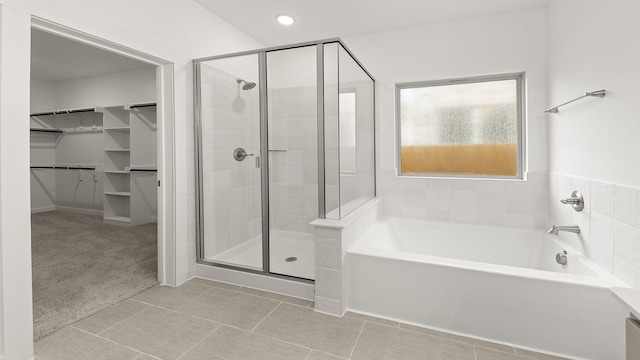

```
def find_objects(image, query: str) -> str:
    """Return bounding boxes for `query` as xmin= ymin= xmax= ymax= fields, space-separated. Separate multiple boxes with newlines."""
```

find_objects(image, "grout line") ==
xmin=128 ymin=298 xmax=153 ymax=306
xmin=347 ymin=320 xmax=366 ymax=359
xmin=94 ymin=303 xmax=151 ymax=336
xmin=133 ymin=353 xmax=162 ymax=360
xmin=175 ymin=325 xmax=221 ymax=360
xmin=303 ymin=349 xmax=313 ymax=360
xmin=214 ymin=321 xmax=322 ymax=356
xmin=250 ymin=301 xmax=282 ymax=333
xmin=71 ymin=326 xmax=150 ymax=358
xmin=473 ymin=346 xmax=478 ymax=360
xmin=145 ymin=305 xmax=224 ymax=327
xmin=173 ymin=286 xmax=214 ymax=311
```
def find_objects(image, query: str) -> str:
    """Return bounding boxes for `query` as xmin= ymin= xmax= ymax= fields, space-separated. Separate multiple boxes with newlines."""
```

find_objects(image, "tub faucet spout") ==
xmin=547 ymin=225 xmax=581 ymax=235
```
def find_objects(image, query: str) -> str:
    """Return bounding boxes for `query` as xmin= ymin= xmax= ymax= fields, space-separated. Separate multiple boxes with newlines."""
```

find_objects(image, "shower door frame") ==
xmin=193 ymin=38 xmax=375 ymax=282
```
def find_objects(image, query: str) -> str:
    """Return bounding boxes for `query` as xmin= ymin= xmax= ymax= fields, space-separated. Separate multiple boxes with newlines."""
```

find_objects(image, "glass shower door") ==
xmin=197 ymin=54 xmax=263 ymax=271
xmin=266 ymin=45 xmax=317 ymax=279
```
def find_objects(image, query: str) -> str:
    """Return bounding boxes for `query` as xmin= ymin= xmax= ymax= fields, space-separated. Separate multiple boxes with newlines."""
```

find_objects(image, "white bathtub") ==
xmin=346 ymin=216 xmax=629 ymax=360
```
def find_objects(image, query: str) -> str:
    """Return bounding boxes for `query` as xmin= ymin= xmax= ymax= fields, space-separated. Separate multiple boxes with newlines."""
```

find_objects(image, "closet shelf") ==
xmin=31 ymin=165 xmax=96 ymax=170
xmin=30 ymin=107 xmax=104 ymax=117
xmin=103 ymin=104 xmax=156 ymax=227
xmin=63 ymin=129 xmax=103 ymax=134
xmin=105 ymin=192 xmax=131 ymax=197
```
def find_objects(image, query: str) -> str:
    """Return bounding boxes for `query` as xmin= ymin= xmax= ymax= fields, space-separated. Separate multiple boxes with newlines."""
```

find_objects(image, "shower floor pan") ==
xmin=207 ymin=230 xmax=315 ymax=280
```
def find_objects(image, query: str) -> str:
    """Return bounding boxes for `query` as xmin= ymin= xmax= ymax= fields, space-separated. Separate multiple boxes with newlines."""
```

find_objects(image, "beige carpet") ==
xmin=31 ymin=211 xmax=158 ymax=340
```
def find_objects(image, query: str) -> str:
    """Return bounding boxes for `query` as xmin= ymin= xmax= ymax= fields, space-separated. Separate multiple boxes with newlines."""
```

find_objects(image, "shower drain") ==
xmin=285 ymin=257 xmax=298 ymax=262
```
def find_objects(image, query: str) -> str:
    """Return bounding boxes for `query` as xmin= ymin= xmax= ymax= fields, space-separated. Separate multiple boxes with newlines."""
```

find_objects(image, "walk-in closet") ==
xmin=30 ymin=28 xmax=159 ymax=340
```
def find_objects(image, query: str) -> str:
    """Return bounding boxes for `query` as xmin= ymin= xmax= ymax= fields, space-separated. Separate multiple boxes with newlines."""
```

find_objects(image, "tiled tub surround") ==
xmin=377 ymin=169 xmax=547 ymax=229
xmin=548 ymin=173 xmax=640 ymax=288
xmin=346 ymin=216 xmax=628 ymax=360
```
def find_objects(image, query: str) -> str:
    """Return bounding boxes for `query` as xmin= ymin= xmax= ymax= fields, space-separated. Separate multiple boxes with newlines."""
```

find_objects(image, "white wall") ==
xmin=31 ymin=67 xmax=156 ymax=111
xmin=55 ymin=67 xmax=156 ymax=108
xmin=30 ymin=78 xmax=55 ymax=113
xmin=0 ymin=0 xmax=262 ymax=358
xmin=547 ymin=0 xmax=640 ymax=288
xmin=547 ymin=0 xmax=640 ymax=186
xmin=344 ymin=7 xmax=548 ymax=228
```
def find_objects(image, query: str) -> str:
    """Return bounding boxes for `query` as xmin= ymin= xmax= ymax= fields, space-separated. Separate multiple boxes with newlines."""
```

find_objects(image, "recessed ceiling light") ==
xmin=276 ymin=14 xmax=295 ymax=26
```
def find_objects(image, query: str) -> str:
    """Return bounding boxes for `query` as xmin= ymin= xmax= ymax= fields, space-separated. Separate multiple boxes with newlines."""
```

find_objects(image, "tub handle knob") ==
xmin=560 ymin=191 xmax=584 ymax=212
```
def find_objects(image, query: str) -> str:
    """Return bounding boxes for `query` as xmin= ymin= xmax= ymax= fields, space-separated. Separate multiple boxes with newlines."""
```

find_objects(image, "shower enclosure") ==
xmin=194 ymin=39 xmax=375 ymax=281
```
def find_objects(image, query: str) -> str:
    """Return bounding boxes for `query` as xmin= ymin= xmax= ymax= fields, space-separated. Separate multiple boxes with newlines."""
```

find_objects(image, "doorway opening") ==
xmin=29 ymin=19 xmax=172 ymax=341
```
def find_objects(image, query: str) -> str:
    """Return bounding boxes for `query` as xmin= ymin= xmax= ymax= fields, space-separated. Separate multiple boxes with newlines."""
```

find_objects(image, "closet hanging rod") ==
xmin=545 ymin=89 xmax=606 ymax=114
xmin=30 ymin=128 xmax=64 ymax=133
xmin=30 ymin=107 xmax=103 ymax=117
xmin=129 ymin=167 xmax=157 ymax=172
xmin=31 ymin=166 xmax=96 ymax=170
xmin=128 ymin=102 xmax=157 ymax=109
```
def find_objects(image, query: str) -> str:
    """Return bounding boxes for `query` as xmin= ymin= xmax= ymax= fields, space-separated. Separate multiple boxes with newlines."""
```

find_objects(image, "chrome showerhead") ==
xmin=236 ymin=78 xmax=256 ymax=90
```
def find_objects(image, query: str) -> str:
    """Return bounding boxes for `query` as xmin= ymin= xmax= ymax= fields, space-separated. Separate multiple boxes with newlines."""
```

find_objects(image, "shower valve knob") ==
xmin=233 ymin=147 xmax=254 ymax=161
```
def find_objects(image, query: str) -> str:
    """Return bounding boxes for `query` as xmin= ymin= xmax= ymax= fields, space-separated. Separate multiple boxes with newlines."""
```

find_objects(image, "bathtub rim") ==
xmin=347 ymin=216 xmax=629 ymax=290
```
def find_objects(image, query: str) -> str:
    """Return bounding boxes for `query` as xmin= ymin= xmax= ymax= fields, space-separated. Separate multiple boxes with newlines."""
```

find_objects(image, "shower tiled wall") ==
xmin=268 ymin=86 xmax=318 ymax=235
xmin=200 ymin=65 xmax=262 ymax=258
xmin=548 ymin=173 xmax=640 ymax=288
xmin=377 ymin=170 xmax=547 ymax=229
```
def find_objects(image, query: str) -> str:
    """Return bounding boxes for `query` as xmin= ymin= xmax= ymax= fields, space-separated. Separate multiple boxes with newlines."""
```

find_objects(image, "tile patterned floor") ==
xmin=34 ymin=279 xmax=571 ymax=360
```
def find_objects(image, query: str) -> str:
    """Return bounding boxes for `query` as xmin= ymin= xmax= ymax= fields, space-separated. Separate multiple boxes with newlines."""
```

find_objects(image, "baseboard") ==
xmin=52 ymin=206 xmax=103 ymax=216
xmin=31 ymin=206 xmax=56 ymax=214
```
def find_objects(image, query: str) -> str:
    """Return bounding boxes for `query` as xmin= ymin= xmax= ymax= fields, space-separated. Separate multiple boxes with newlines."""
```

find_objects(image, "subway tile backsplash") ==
xmin=548 ymin=173 xmax=640 ymax=288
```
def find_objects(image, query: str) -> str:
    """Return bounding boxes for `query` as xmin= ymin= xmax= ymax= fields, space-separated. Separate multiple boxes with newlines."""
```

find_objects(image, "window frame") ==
xmin=395 ymin=72 xmax=526 ymax=180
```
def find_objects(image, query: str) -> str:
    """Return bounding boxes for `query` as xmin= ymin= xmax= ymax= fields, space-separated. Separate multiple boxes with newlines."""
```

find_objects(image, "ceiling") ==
xmin=31 ymin=29 xmax=153 ymax=83
xmin=195 ymin=0 xmax=550 ymax=46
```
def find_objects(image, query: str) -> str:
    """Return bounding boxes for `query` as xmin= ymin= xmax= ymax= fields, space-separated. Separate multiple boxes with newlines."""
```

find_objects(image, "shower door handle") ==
xmin=233 ymin=147 xmax=254 ymax=161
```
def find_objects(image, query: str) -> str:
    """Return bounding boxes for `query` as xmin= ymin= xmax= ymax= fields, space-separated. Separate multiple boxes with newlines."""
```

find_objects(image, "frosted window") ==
xmin=397 ymin=74 xmax=522 ymax=177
